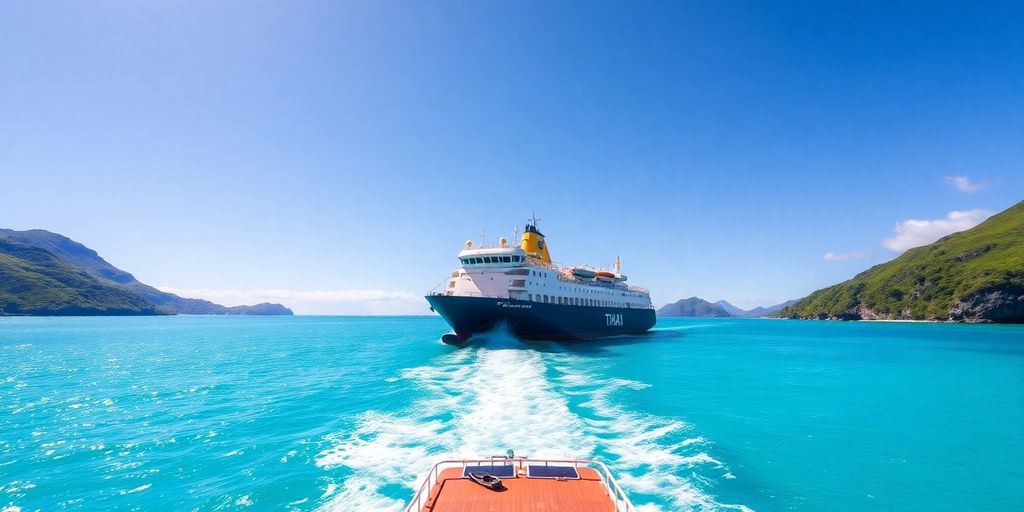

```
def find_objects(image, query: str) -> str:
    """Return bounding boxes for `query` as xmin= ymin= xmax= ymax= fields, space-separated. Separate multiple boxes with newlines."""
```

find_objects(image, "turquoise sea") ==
xmin=1 ymin=316 xmax=1022 ymax=511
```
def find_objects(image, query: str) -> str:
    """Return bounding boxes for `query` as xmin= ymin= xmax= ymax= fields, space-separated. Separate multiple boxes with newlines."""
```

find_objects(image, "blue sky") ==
xmin=1 ymin=1 xmax=1022 ymax=314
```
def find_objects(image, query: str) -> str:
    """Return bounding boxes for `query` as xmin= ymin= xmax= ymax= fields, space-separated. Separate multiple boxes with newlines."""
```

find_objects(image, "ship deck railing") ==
xmin=426 ymin=289 xmax=655 ymax=310
xmin=527 ymin=258 xmax=651 ymax=295
xmin=554 ymin=273 xmax=651 ymax=295
xmin=436 ymin=255 xmax=652 ymax=297
xmin=403 ymin=457 xmax=636 ymax=512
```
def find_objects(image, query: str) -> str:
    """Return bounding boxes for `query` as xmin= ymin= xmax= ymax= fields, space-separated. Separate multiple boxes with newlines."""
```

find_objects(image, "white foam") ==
xmin=314 ymin=337 xmax=750 ymax=511
xmin=281 ymin=449 xmax=297 ymax=463
xmin=314 ymin=342 xmax=594 ymax=508
xmin=320 ymin=483 xmax=337 ymax=498
xmin=316 ymin=477 xmax=404 ymax=512
xmin=549 ymin=352 xmax=749 ymax=511
xmin=119 ymin=483 xmax=151 ymax=495
xmin=0 ymin=482 xmax=35 ymax=494
xmin=448 ymin=348 xmax=593 ymax=459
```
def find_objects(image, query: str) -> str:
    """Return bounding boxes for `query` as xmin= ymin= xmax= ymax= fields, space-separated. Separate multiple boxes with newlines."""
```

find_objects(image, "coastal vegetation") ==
xmin=781 ymin=200 xmax=1024 ymax=323
xmin=0 ymin=229 xmax=292 ymax=316
xmin=0 ymin=237 xmax=163 ymax=315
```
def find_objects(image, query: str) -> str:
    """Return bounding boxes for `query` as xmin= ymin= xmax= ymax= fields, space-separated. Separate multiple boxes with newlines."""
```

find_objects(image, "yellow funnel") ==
xmin=521 ymin=222 xmax=551 ymax=264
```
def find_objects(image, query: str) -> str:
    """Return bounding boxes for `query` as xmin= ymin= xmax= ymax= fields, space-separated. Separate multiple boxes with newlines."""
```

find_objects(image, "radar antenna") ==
xmin=529 ymin=211 xmax=540 ymax=229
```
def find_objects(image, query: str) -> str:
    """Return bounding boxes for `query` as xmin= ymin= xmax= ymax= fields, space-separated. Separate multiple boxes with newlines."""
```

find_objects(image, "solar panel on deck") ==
xmin=527 ymin=465 xmax=580 ymax=479
xmin=462 ymin=464 xmax=517 ymax=478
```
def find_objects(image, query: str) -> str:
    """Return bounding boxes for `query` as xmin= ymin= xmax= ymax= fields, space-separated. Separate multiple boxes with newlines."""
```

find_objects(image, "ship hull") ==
xmin=426 ymin=295 xmax=656 ymax=342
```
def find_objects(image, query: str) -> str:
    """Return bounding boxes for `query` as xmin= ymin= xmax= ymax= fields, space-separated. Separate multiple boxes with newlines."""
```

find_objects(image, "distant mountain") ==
xmin=781 ymin=200 xmax=1024 ymax=323
xmin=658 ymin=297 xmax=732 ymax=317
xmin=716 ymin=299 xmax=799 ymax=317
xmin=0 ymin=229 xmax=293 ymax=316
xmin=660 ymin=297 xmax=797 ymax=318
xmin=746 ymin=299 xmax=798 ymax=317
xmin=714 ymin=300 xmax=747 ymax=316
xmin=219 ymin=303 xmax=293 ymax=315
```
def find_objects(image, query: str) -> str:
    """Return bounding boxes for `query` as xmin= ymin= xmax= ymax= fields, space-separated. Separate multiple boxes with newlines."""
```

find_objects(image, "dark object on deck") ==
xmin=468 ymin=472 xmax=502 ymax=490
xmin=462 ymin=465 xmax=516 ymax=478
xmin=527 ymin=465 xmax=580 ymax=479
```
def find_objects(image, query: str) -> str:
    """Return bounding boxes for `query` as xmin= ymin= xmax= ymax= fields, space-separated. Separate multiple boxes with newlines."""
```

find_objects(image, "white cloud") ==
xmin=823 ymin=251 xmax=868 ymax=262
xmin=943 ymin=175 xmax=988 ymax=193
xmin=882 ymin=209 xmax=993 ymax=253
xmin=157 ymin=287 xmax=427 ymax=315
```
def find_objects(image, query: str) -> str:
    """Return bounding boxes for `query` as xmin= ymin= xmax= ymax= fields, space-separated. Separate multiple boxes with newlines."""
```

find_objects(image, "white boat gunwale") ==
xmin=403 ymin=457 xmax=637 ymax=512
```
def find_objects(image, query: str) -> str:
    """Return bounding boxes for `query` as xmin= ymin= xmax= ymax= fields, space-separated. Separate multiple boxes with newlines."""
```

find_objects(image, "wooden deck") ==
xmin=421 ymin=467 xmax=617 ymax=512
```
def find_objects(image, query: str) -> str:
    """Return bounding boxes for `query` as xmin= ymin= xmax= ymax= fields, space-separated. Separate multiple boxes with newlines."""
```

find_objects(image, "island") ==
xmin=657 ymin=297 xmax=796 ymax=318
xmin=781 ymin=200 xmax=1024 ymax=323
xmin=0 ymin=229 xmax=293 ymax=316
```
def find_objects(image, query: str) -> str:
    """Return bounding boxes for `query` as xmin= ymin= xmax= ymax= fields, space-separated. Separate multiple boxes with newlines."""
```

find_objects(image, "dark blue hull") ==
xmin=425 ymin=295 xmax=656 ymax=342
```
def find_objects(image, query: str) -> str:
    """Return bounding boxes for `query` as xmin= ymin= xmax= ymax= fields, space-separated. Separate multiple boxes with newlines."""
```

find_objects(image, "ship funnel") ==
xmin=521 ymin=214 xmax=551 ymax=264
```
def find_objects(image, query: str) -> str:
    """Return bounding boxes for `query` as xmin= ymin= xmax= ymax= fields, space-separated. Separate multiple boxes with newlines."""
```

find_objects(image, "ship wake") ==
xmin=314 ymin=332 xmax=750 ymax=511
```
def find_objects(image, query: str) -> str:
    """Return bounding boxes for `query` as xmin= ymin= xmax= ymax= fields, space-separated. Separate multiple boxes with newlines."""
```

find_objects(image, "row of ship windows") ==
xmin=528 ymin=294 xmax=637 ymax=308
xmin=462 ymin=255 xmax=523 ymax=265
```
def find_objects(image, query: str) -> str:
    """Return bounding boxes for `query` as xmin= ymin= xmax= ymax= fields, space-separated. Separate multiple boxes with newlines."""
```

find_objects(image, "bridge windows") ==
xmin=461 ymin=254 xmax=524 ymax=266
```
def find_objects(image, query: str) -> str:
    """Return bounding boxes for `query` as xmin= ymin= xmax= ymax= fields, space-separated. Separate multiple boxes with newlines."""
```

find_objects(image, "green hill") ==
xmin=781 ymin=200 xmax=1024 ymax=323
xmin=0 ymin=229 xmax=293 ymax=316
xmin=0 ymin=237 xmax=163 ymax=316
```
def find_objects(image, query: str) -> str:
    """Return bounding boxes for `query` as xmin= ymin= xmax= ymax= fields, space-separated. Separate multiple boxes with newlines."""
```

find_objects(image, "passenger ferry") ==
xmin=426 ymin=215 xmax=656 ymax=343
xmin=404 ymin=455 xmax=636 ymax=511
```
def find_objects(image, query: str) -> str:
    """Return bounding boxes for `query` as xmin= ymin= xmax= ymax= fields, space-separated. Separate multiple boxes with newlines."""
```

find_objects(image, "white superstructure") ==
xmin=438 ymin=241 xmax=653 ymax=311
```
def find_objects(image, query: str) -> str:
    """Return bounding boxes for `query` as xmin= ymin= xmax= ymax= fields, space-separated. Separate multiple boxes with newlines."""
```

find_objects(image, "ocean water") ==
xmin=1 ymin=316 xmax=1022 ymax=511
